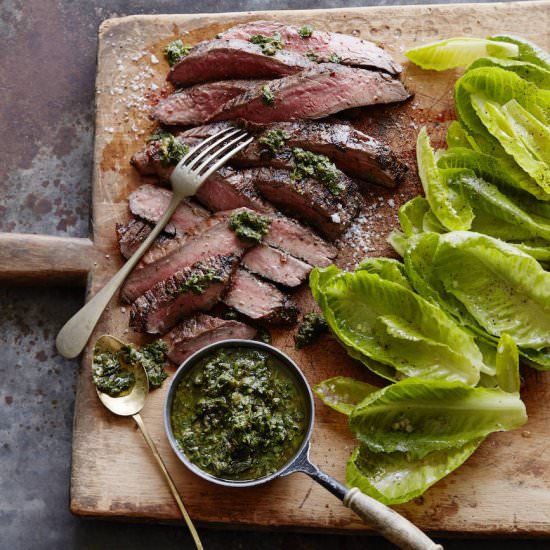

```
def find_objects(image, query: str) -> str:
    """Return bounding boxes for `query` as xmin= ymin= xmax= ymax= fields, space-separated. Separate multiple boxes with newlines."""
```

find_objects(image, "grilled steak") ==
xmin=215 ymin=64 xmax=410 ymax=123
xmin=130 ymin=255 xmax=238 ymax=334
xmin=242 ymin=244 xmax=312 ymax=287
xmin=162 ymin=313 xmax=257 ymax=364
xmin=252 ymin=167 xmax=362 ymax=239
xmin=223 ymin=269 xmax=299 ymax=326
xmin=219 ymin=21 xmax=401 ymax=75
xmin=168 ymin=39 xmax=313 ymax=86
xmin=121 ymin=209 xmax=254 ymax=303
xmin=117 ymin=219 xmax=157 ymax=259
xmin=151 ymin=80 xmax=265 ymax=126
xmin=128 ymin=184 xmax=208 ymax=235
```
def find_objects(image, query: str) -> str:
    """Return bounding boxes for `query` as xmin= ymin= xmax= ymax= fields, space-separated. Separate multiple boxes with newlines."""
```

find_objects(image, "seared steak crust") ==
xmin=219 ymin=21 xmax=401 ymax=75
xmin=252 ymin=167 xmax=362 ymax=240
xmin=168 ymin=39 xmax=313 ymax=86
xmin=130 ymin=255 xmax=238 ymax=334
xmin=223 ymin=268 xmax=299 ymax=326
xmin=151 ymin=80 xmax=265 ymax=126
xmin=162 ymin=313 xmax=257 ymax=364
xmin=215 ymin=64 xmax=411 ymax=123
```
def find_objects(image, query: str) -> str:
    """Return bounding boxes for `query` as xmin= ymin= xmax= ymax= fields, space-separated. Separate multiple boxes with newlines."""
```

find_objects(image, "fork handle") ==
xmin=55 ymin=194 xmax=183 ymax=358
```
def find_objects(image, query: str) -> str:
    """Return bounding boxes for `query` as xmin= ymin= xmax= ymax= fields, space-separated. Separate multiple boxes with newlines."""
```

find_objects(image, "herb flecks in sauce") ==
xmin=178 ymin=265 xmax=225 ymax=295
xmin=164 ymin=39 xmax=191 ymax=66
xmin=298 ymin=26 xmax=314 ymax=39
xmin=249 ymin=32 xmax=284 ymax=56
xmin=291 ymin=148 xmax=344 ymax=195
xmin=255 ymin=327 xmax=272 ymax=344
xmin=92 ymin=349 xmax=135 ymax=397
xmin=170 ymin=348 xmax=306 ymax=480
xmin=258 ymin=129 xmax=290 ymax=154
xmin=295 ymin=313 xmax=328 ymax=349
xmin=122 ymin=340 xmax=169 ymax=389
xmin=149 ymin=129 xmax=189 ymax=167
xmin=261 ymin=85 xmax=276 ymax=106
xmin=306 ymin=50 xmax=319 ymax=61
xmin=229 ymin=210 xmax=271 ymax=244
xmin=328 ymin=52 xmax=342 ymax=64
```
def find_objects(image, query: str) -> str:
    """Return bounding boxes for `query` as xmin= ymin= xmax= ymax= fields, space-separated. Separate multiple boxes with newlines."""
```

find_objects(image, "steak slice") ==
xmin=162 ymin=313 xmax=257 ymax=364
xmin=130 ymin=255 xmax=238 ymax=334
xmin=215 ymin=64 xmax=411 ymax=123
xmin=168 ymin=39 xmax=313 ymax=86
xmin=117 ymin=219 xmax=157 ymax=259
xmin=223 ymin=269 xmax=299 ymax=326
xmin=128 ymin=184 xmax=208 ymax=235
xmin=252 ymin=167 xmax=362 ymax=240
xmin=242 ymin=244 xmax=312 ymax=287
xmin=219 ymin=21 xmax=401 ymax=75
xmin=121 ymin=209 xmax=254 ymax=303
xmin=151 ymin=80 xmax=265 ymax=126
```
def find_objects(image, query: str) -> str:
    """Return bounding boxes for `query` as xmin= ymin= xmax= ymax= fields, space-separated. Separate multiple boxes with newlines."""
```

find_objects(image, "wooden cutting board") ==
xmin=2 ymin=0 xmax=549 ymax=537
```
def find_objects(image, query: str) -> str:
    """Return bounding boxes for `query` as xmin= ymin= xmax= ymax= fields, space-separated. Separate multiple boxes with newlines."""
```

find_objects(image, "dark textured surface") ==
xmin=0 ymin=0 xmax=545 ymax=548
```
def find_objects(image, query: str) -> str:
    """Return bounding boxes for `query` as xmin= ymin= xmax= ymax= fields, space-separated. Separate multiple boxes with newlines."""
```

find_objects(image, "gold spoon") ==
xmin=93 ymin=335 xmax=204 ymax=550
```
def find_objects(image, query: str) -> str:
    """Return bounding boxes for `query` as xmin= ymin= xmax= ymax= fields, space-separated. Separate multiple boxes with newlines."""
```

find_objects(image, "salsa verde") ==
xmin=170 ymin=347 xmax=307 ymax=480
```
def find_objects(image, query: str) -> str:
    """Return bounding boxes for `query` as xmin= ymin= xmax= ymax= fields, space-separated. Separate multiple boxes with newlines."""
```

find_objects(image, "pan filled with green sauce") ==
xmin=168 ymin=344 xmax=308 ymax=481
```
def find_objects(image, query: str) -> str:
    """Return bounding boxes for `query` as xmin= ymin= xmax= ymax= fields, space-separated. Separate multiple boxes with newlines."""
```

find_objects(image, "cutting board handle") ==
xmin=0 ymin=232 xmax=95 ymax=286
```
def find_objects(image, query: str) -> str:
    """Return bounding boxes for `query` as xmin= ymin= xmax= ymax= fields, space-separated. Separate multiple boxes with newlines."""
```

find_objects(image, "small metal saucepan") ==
xmin=164 ymin=340 xmax=442 ymax=550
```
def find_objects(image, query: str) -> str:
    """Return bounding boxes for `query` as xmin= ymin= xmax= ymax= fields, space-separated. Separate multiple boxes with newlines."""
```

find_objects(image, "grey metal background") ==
xmin=0 ymin=0 xmax=545 ymax=548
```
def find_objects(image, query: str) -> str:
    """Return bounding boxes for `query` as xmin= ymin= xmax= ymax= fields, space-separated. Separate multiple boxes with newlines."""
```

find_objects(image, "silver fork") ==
xmin=56 ymin=127 xmax=253 ymax=358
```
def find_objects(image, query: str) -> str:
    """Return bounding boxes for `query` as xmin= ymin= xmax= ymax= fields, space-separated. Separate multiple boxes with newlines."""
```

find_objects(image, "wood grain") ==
xmin=0 ymin=233 xmax=95 ymax=285
xmin=69 ymin=0 xmax=550 ymax=536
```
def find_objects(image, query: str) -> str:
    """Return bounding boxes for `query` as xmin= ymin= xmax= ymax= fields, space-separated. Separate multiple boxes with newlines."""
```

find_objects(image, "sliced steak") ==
xmin=263 ymin=215 xmax=337 ymax=267
xmin=117 ymin=219 xmax=157 ymax=259
xmin=219 ymin=21 xmax=401 ymax=75
xmin=252 ymin=167 xmax=362 ymax=239
xmin=215 ymin=64 xmax=411 ymax=123
xmin=130 ymin=255 xmax=238 ymax=334
xmin=128 ymin=184 xmax=208 ymax=235
xmin=223 ymin=269 xmax=299 ymax=326
xmin=168 ymin=39 xmax=313 ymax=86
xmin=242 ymin=244 xmax=312 ymax=287
xmin=121 ymin=209 xmax=254 ymax=303
xmin=151 ymin=80 xmax=265 ymax=126
xmin=195 ymin=167 xmax=274 ymax=213
xmin=162 ymin=313 xmax=257 ymax=364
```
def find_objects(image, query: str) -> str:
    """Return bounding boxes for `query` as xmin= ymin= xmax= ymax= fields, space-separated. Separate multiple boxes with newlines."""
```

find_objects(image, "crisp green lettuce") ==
xmin=417 ymin=127 xmax=474 ymax=230
xmin=405 ymin=38 xmax=518 ymax=71
xmin=496 ymin=334 xmax=520 ymax=393
xmin=346 ymin=440 xmax=481 ymax=505
xmin=356 ymin=257 xmax=412 ymax=290
xmin=467 ymin=57 xmax=550 ymax=89
xmin=314 ymin=376 xmax=379 ymax=416
xmin=489 ymin=35 xmax=550 ymax=71
xmin=349 ymin=377 xmax=527 ymax=459
xmin=398 ymin=196 xmax=431 ymax=237
xmin=310 ymin=266 xmax=482 ymax=384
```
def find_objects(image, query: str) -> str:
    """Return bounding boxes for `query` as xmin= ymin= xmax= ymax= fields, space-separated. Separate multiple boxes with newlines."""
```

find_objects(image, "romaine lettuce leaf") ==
xmin=488 ymin=34 xmax=550 ymax=71
xmin=405 ymin=38 xmax=518 ymax=71
xmin=349 ymin=377 xmax=527 ymax=458
xmin=310 ymin=267 xmax=482 ymax=385
xmin=314 ymin=376 xmax=380 ymax=416
xmin=417 ymin=127 xmax=474 ymax=230
xmin=467 ymin=56 xmax=550 ymax=89
xmin=356 ymin=257 xmax=413 ymax=290
xmin=496 ymin=334 xmax=520 ymax=393
xmin=346 ymin=440 xmax=481 ymax=505
xmin=398 ymin=196 xmax=431 ymax=237
xmin=446 ymin=120 xmax=480 ymax=150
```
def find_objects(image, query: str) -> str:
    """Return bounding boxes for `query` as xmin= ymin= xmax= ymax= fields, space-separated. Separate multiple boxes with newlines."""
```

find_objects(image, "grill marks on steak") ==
xmin=162 ymin=313 xmax=257 ymax=364
xmin=223 ymin=269 xmax=299 ymax=326
xmin=151 ymin=81 xmax=265 ymax=126
xmin=168 ymin=39 xmax=313 ymax=86
xmin=215 ymin=64 xmax=411 ymax=124
xmin=252 ymin=167 xmax=362 ymax=240
xmin=219 ymin=21 xmax=401 ymax=75
xmin=242 ymin=245 xmax=312 ymax=287
xmin=121 ymin=210 xmax=253 ymax=303
xmin=130 ymin=255 xmax=238 ymax=334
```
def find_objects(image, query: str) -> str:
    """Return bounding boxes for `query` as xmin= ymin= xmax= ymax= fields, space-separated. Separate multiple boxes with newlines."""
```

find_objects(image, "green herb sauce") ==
xmin=148 ymin=129 xmax=189 ymax=167
xmin=229 ymin=210 xmax=271 ymax=243
xmin=249 ymin=32 xmax=284 ymax=56
xmin=255 ymin=327 xmax=272 ymax=344
xmin=178 ymin=265 xmax=225 ymax=295
xmin=170 ymin=347 xmax=307 ymax=480
xmin=291 ymin=148 xmax=345 ymax=195
xmin=295 ymin=313 xmax=329 ymax=349
xmin=164 ymin=39 xmax=191 ymax=66
xmin=258 ymin=129 xmax=290 ymax=154
xmin=305 ymin=50 xmax=319 ymax=61
xmin=298 ymin=26 xmax=314 ymax=39
xmin=92 ymin=349 xmax=135 ymax=397
xmin=261 ymin=85 xmax=276 ymax=106
xmin=328 ymin=52 xmax=342 ymax=64
xmin=121 ymin=340 xmax=169 ymax=389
